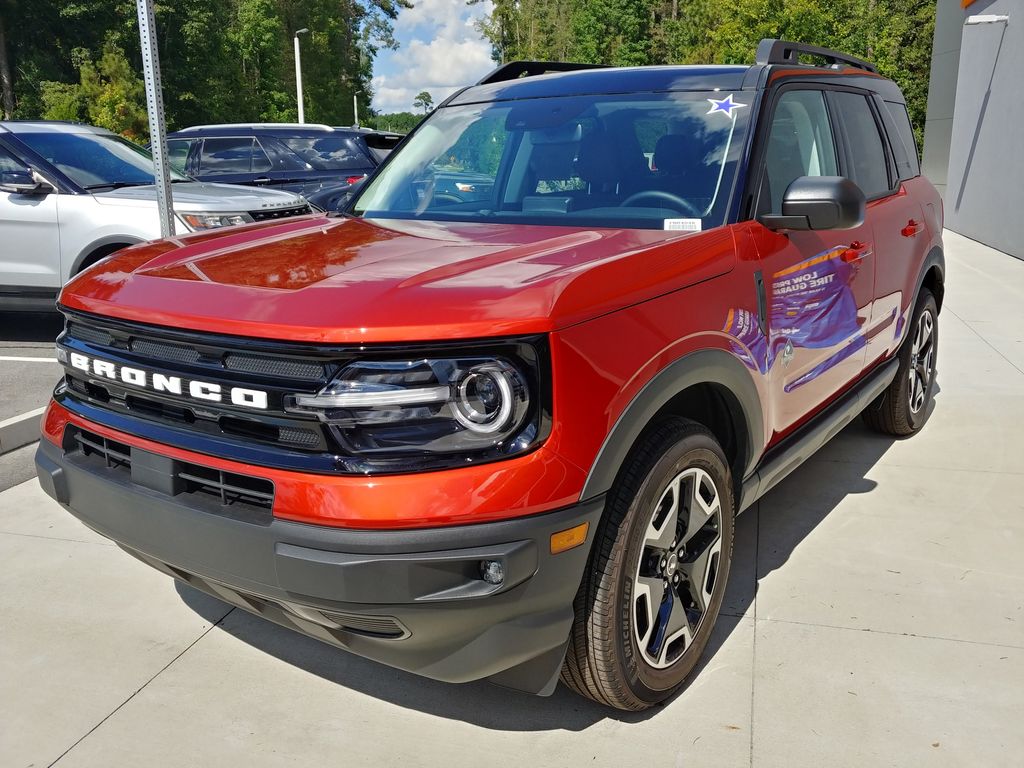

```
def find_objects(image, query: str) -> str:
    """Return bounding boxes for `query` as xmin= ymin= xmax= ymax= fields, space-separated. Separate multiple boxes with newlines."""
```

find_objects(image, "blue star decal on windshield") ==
xmin=706 ymin=93 xmax=747 ymax=118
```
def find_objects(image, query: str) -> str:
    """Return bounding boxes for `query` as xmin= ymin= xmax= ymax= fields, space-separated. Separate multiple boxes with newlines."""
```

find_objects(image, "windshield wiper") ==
xmin=82 ymin=181 xmax=150 ymax=191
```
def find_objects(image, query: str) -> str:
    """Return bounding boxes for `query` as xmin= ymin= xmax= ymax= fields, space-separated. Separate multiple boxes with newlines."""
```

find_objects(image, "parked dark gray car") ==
xmin=166 ymin=123 xmax=403 ymax=211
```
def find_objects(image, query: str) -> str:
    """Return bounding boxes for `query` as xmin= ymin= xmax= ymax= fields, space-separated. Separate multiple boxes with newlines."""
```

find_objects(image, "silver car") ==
xmin=0 ymin=121 xmax=314 ymax=311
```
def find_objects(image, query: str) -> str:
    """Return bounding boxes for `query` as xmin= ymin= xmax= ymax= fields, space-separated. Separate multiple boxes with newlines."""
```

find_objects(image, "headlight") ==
xmin=286 ymin=339 xmax=550 ymax=472
xmin=179 ymin=212 xmax=255 ymax=230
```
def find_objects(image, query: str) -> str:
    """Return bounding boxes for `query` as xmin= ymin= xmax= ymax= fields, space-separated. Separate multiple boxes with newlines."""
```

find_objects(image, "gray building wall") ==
xmin=921 ymin=0 xmax=964 ymax=196
xmin=923 ymin=0 xmax=1023 ymax=260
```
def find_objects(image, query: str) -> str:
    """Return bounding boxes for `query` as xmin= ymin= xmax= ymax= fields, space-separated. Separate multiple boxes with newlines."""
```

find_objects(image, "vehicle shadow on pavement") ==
xmin=175 ymin=397 xmax=936 ymax=731
xmin=0 ymin=311 xmax=64 ymax=343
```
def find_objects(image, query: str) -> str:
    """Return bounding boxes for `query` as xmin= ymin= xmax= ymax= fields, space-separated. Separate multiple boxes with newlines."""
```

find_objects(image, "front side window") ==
xmin=831 ymin=91 xmax=891 ymax=198
xmin=252 ymin=140 xmax=273 ymax=173
xmin=15 ymin=132 xmax=188 ymax=188
xmin=200 ymin=137 xmax=256 ymax=175
xmin=761 ymin=89 xmax=839 ymax=214
xmin=0 ymin=145 xmax=30 ymax=175
xmin=353 ymin=91 xmax=750 ymax=230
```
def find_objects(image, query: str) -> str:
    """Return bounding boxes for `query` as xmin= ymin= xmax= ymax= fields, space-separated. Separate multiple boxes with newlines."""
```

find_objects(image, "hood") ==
xmin=59 ymin=216 xmax=736 ymax=344
xmin=92 ymin=182 xmax=305 ymax=212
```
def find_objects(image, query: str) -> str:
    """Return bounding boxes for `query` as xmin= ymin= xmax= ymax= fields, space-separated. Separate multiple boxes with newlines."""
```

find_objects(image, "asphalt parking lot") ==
xmin=1 ymin=230 xmax=1022 ymax=767
xmin=0 ymin=311 xmax=63 ymax=491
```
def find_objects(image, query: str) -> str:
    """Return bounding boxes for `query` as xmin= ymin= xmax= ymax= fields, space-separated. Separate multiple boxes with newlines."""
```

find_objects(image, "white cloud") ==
xmin=372 ymin=0 xmax=494 ymax=113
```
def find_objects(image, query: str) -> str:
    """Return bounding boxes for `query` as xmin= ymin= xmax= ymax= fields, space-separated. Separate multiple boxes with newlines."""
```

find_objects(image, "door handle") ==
xmin=253 ymin=176 xmax=272 ymax=184
xmin=901 ymin=219 xmax=923 ymax=237
xmin=840 ymin=240 xmax=871 ymax=262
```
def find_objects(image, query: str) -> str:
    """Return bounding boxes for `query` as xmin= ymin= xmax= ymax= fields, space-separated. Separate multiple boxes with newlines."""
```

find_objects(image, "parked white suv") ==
xmin=0 ymin=121 xmax=313 ymax=311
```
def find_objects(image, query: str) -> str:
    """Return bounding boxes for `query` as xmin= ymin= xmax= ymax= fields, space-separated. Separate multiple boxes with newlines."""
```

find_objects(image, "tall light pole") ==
xmin=353 ymin=90 xmax=362 ymax=128
xmin=294 ymin=28 xmax=309 ymax=124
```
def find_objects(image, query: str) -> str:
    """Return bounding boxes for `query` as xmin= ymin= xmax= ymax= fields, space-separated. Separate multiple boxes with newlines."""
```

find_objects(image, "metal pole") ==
xmin=136 ymin=0 xmax=174 ymax=238
xmin=353 ymin=91 xmax=361 ymax=128
xmin=294 ymin=30 xmax=308 ymax=124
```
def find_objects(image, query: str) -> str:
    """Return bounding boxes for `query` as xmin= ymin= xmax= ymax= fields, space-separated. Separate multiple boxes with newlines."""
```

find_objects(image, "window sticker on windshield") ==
xmin=706 ymin=94 xmax=747 ymax=118
xmin=664 ymin=218 xmax=702 ymax=232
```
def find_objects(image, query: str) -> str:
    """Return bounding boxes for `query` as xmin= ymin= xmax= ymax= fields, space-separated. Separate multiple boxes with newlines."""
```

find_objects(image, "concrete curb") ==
xmin=0 ymin=407 xmax=45 ymax=455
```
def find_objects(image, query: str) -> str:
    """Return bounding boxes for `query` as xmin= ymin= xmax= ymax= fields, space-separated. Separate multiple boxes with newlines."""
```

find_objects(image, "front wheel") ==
xmin=561 ymin=418 xmax=734 ymax=710
xmin=863 ymin=288 xmax=938 ymax=436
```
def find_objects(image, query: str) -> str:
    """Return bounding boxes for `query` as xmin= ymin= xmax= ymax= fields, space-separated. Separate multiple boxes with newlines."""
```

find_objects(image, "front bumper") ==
xmin=35 ymin=436 xmax=602 ymax=695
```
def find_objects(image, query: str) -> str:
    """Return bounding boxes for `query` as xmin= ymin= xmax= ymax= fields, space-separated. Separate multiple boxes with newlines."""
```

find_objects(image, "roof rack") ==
xmin=755 ymin=39 xmax=877 ymax=74
xmin=176 ymin=123 xmax=335 ymax=132
xmin=476 ymin=60 xmax=609 ymax=85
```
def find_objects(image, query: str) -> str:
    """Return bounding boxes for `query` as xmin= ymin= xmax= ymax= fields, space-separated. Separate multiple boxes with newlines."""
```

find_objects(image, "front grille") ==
xmin=59 ymin=312 xmax=337 ymax=459
xmin=249 ymin=204 xmax=312 ymax=222
xmin=223 ymin=352 xmax=326 ymax=380
xmin=176 ymin=464 xmax=275 ymax=510
xmin=131 ymin=337 xmax=203 ymax=364
xmin=320 ymin=610 xmax=407 ymax=639
xmin=67 ymin=321 xmax=113 ymax=347
xmin=67 ymin=426 xmax=274 ymax=524
xmin=73 ymin=429 xmax=130 ymax=470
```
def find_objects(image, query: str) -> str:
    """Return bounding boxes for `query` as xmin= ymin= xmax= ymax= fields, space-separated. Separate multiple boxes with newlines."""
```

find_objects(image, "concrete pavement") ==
xmin=1 ymin=231 xmax=1022 ymax=767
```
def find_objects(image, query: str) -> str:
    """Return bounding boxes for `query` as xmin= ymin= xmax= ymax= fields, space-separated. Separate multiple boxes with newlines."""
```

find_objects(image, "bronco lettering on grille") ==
xmin=66 ymin=351 xmax=269 ymax=410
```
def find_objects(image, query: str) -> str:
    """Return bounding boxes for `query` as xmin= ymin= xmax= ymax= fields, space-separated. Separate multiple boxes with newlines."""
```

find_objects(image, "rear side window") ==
xmin=881 ymin=100 xmax=920 ymax=181
xmin=200 ymin=137 xmax=257 ymax=175
xmin=831 ymin=91 xmax=891 ymax=199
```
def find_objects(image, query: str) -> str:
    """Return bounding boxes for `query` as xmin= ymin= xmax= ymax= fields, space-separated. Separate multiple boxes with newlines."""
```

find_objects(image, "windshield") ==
xmin=352 ymin=91 xmax=750 ymax=230
xmin=17 ymin=131 xmax=189 ymax=188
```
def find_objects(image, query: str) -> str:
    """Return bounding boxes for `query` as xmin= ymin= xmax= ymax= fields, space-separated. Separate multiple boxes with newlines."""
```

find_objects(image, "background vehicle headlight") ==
xmin=179 ymin=212 xmax=255 ymax=230
xmin=286 ymin=339 xmax=550 ymax=472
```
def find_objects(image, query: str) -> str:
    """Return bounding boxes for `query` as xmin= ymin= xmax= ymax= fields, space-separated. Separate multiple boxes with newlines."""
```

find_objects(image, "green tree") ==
xmin=413 ymin=90 xmax=434 ymax=113
xmin=39 ymin=81 xmax=84 ymax=121
xmin=474 ymin=0 xmax=935 ymax=151
xmin=371 ymin=111 xmax=421 ymax=133
xmin=79 ymin=43 xmax=148 ymax=140
xmin=0 ymin=0 xmax=411 ymax=134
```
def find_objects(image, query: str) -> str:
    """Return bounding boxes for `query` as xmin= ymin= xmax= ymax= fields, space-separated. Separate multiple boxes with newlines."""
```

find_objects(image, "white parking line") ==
xmin=0 ymin=356 xmax=58 ymax=363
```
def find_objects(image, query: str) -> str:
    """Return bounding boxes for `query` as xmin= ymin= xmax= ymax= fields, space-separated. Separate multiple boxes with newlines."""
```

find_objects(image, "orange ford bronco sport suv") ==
xmin=37 ymin=40 xmax=943 ymax=710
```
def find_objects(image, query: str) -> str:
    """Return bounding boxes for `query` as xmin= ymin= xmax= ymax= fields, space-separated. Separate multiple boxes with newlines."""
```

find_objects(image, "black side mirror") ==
xmin=0 ymin=169 xmax=53 ymax=195
xmin=759 ymin=176 xmax=865 ymax=231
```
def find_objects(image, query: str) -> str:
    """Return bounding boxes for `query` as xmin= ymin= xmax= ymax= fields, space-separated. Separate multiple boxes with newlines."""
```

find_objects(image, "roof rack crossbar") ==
xmin=476 ymin=60 xmax=609 ymax=85
xmin=756 ymin=39 xmax=878 ymax=74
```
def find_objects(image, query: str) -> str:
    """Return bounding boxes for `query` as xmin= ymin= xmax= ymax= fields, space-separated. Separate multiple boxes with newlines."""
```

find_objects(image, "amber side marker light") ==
xmin=550 ymin=522 xmax=589 ymax=554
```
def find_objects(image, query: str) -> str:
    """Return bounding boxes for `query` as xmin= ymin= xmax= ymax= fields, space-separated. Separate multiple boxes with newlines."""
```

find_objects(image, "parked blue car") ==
xmin=165 ymin=124 xmax=403 ymax=211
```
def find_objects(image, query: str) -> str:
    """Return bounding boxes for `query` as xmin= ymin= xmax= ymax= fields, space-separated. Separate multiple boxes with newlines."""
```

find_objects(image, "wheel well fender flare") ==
xmin=72 ymin=236 xmax=143 ymax=275
xmin=579 ymin=349 xmax=765 ymax=502
xmin=913 ymin=245 xmax=945 ymax=313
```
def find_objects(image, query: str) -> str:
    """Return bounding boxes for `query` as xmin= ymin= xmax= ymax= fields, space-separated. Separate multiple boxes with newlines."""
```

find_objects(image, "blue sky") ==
xmin=371 ymin=0 xmax=495 ymax=113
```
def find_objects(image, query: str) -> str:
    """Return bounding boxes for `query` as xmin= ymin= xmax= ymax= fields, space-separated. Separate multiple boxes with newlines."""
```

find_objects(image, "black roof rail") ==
xmin=755 ymin=39 xmax=878 ymax=74
xmin=476 ymin=60 xmax=609 ymax=85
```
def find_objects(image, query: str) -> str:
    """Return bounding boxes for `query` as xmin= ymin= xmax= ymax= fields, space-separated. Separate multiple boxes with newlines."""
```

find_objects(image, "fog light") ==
xmin=479 ymin=559 xmax=504 ymax=585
